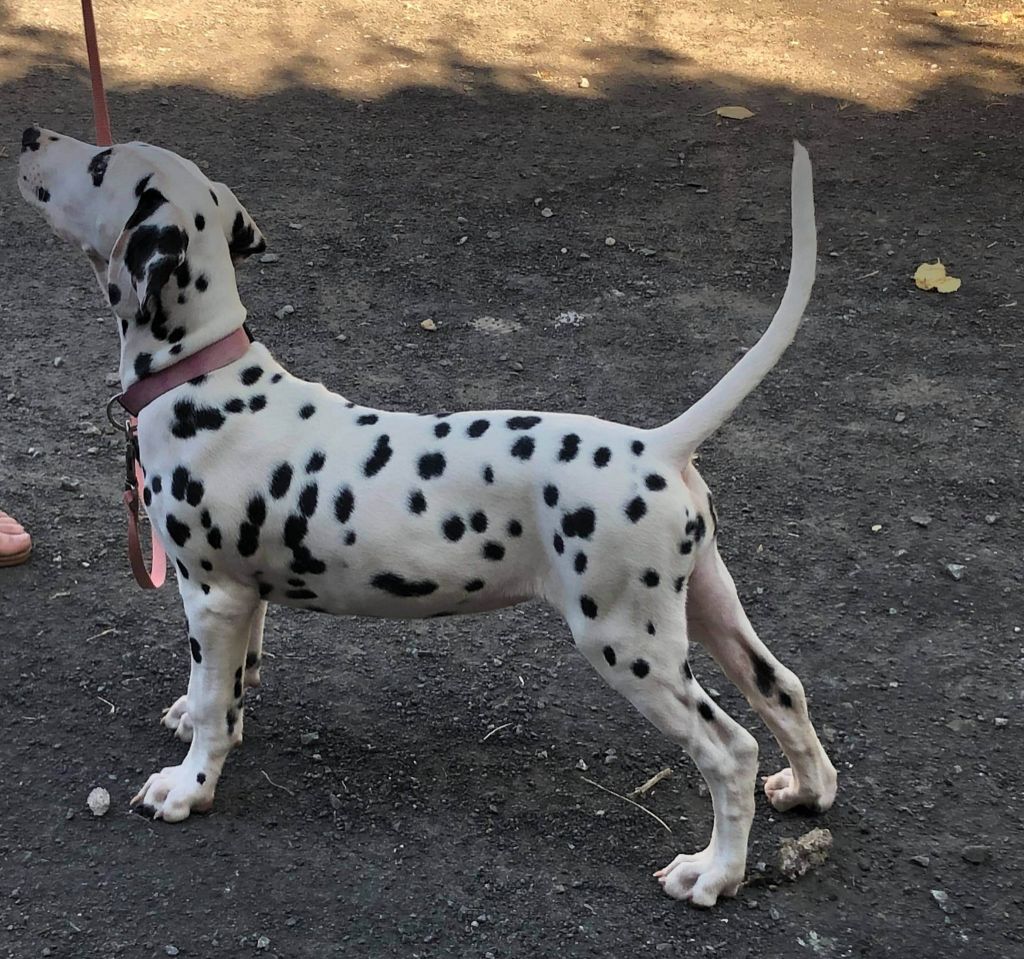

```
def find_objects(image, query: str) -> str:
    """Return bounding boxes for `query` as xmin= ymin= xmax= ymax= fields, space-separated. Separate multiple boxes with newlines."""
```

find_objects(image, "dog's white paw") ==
xmin=131 ymin=764 xmax=214 ymax=822
xmin=654 ymin=848 xmax=744 ymax=907
xmin=763 ymin=765 xmax=837 ymax=813
xmin=161 ymin=695 xmax=194 ymax=742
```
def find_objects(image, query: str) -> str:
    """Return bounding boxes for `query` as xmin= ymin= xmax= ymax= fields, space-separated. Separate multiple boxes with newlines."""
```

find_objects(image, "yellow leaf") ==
xmin=914 ymin=259 xmax=961 ymax=293
xmin=715 ymin=105 xmax=755 ymax=120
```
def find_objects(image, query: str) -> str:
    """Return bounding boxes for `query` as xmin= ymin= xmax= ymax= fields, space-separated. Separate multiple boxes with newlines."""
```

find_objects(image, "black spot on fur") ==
xmin=125 ymin=187 xmax=168 ymax=230
xmin=558 ymin=434 xmax=580 ymax=462
xmin=298 ymin=483 xmax=319 ymax=518
xmin=647 ymin=621 xmax=656 ymax=636
xmin=482 ymin=465 xmax=494 ymax=484
xmin=574 ymin=552 xmax=588 ymax=574
xmin=21 ymin=127 xmax=40 ymax=152
xmin=270 ymin=463 xmax=293 ymax=498
xmin=270 ymin=373 xmax=283 ymax=384
xmin=434 ymin=422 xmax=451 ymax=438
xmin=174 ymin=261 xmax=191 ymax=289
xmin=625 ymin=497 xmax=647 ymax=523
xmin=553 ymin=533 xmax=564 ymax=555
xmin=593 ymin=447 xmax=611 ymax=468
xmin=364 ymin=435 xmax=393 ymax=477
xmin=464 ymin=579 xmax=485 ymax=592
xmin=195 ymin=213 xmax=205 ymax=231
xmin=246 ymin=652 xmax=260 ymax=670
xmin=234 ymin=667 xmax=243 ymax=699
xmin=306 ymin=451 xmax=326 ymax=473
xmin=683 ymin=660 xmax=693 ymax=680
xmin=197 ymin=772 xmax=206 ymax=785
xmin=418 ymin=452 xmax=446 ymax=480
xmin=241 ymin=366 xmax=263 ymax=386
xmin=543 ymin=485 xmax=559 ymax=507
xmin=779 ymin=691 xmax=793 ymax=709
xmin=645 ymin=473 xmax=667 ymax=491
xmin=226 ymin=709 xmax=238 ymax=735
xmin=631 ymin=440 xmax=645 ymax=456
xmin=107 ymin=283 xmax=121 ymax=305
xmin=134 ymin=353 xmax=152 ymax=379
xmin=685 ymin=514 xmax=707 ymax=543
xmin=751 ymin=652 xmax=776 ymax=697
xmin=237 ymin=522 xmax=260 ymax=556
xmin=345 ymin=531 xmax=357 ymax=545
xmin=470 ymin=511 xmax=488 ymax=533
xmin=508 ymin=519 xmax=523 ymax=537
xmin=166 ymin=514 xmax=190 ymax=547
xmin=200 ymin=560 xmax=212 ymax=572
xmin=247 ymin=496 xmax=267 ymax=527
xmin=467 ymin=419 xmax=490 ymax=438
xmin=482 ymin=542 xmax=505 ymax=561
xmin=674 ymin=576 xmax=686 ymax=593
xmin=679 ymin=539 xmax=693 ymax=555
xmin=224 ymin=398 xmax=245 ymax=414
xmin=35 ymin=186 xmax=50 ymax=203
xmin=171 ymin=467 xmax=189 ymax=501
xmin=143 ymin=487 xmax=152 ymax=507
xmin=87 ymin=148 xmax=112 ymax=186
xmin=172 ymin=399 xmax=225 ymax=439
xmin=195 ymin=275 xmax=208 ymax=292
xmin=248 ymin=395 xmax=267 ymax=413
xmin=286 ymin=588 xmax=318 ymax=600
xmin=632 ymin=658 xmax=650 ymax=678
xmin=209 ymin=188 xmax=219 ymax=205
xmin=357 ymin=414 xmax=379 ymax=426
xmin=371 ymin=573 xmax=438 ymax=597
xmin=258 ymin=581 xmax=272 ymax=598
xmin=603 ymin=646 xmax=617 ymax=666
xmin=136 ymin=174 xmax=153 ymax=197
xmin=408 ymin=490 xmax=427 ymax=514
xmin=507 ymin=415 xmax=541 ymax=430
xmin=299 ymin=404 xmax=316 ymax=419
xmin=334 ymin=486 xmax=355 ymax=524
xmin=580 ymin=595 xmax=598 ymax=619
xmin=698 ymin=701 xmax=715 ymax=722
xmin=561 ymin=507 xmax=596 ymax=539
xmin=642 ymin=569 xmax=660 ymax=588
xmin=176 ymin=560 xmax=189 ymax=580
xmin=229 ymin=210 xmax=258 ymax=258
xmin=443 ymin=515 xmax=466 ymax=541
xmin=207 ymin=527 xmax=222 ymax=549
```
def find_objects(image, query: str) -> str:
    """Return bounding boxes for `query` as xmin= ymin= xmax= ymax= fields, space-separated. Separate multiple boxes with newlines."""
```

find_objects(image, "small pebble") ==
xmin=894 ymin=411 xmax=906 ymax=423
xmin=579 ymin=77 xmax=590 ymax=88
xmin=164 ymin=947 xmax=179 ymax=957
xmin=604 ymin=236 xmax=616 ymax=246
xmin=540 ymin=207 xmax=554 ymax=218
xmin=275 ymin=304 xmax=295 ymax=320
xmin=910 ymin=514 xmax=931 ymax=527
xmin=87 ymin=787 xmax=110 ymax=817
xmin=420 ymin=318 xmax=437 ymax=331
xmin=994 ymin=717 xmax=1008 ymax=727
xmin=335 ymin=333 xmax=348 ymax=342
xmin=53 ymin=356 xmax=65 ymax=368
xmin=60 ymin=477 xmax=80 ymax=492
xmin=961 ymin=845 xmax=991 ymax=864
xmin=256 ymin=935 xmax=270 ymax=950
xmin=909 ymin=854 xmax=930 ymax=868
xmin=300 ymin=731 xmax=320 ymax=745
xmin=945 ymin=563 xmax=965 ymax=581
xmin=984 ymin=514 xmax=998 ymax=525
xmin=287 ymin=222 xmax=303 ymax=230
xmin=105 ymin=372 xmax=120 ymax=387
xmin=260 ymin=253 xmax=280 ymax=263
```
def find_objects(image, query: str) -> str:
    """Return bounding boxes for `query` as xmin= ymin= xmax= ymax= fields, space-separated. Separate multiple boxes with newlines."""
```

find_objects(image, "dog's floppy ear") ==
xmin=105 ymin=194 xmax=189 ymax=330
xmin=209 ymin=181 xmax=266 ymax=263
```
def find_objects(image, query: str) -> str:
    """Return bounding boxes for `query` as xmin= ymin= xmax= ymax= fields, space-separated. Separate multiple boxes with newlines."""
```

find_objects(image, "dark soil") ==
xmin=2 ymin=2 xmax=1022 ymax=957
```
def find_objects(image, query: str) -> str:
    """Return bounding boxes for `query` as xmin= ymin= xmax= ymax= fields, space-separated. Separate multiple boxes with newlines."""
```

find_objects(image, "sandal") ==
xmin=0 ymin=510 xmax=32 ymax=567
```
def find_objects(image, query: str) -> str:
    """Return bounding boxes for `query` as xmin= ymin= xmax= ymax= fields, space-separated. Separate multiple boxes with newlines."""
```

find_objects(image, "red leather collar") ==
xmin=117 ymin=327 xmax=252 ymax=416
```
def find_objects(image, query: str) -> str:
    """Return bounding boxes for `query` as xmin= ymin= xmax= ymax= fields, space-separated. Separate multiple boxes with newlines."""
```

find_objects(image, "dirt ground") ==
xmin=2 ymin=0 xmax=1023 ymax=956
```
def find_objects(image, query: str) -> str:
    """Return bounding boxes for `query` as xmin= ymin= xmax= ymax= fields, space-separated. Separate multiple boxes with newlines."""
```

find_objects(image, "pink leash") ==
xmin=82 ymin=0 xmax=166 ymax=589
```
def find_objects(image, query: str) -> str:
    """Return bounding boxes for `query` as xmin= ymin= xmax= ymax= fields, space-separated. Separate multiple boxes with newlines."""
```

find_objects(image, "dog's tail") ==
xmin=649 ymin=142 xmax=816 ymax=464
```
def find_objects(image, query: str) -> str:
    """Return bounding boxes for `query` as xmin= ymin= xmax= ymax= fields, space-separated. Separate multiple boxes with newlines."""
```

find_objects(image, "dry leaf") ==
xmin=914 ymin=259 xmax=962 ymax=293
xmin=715 ymin=105 xmax=755 ymax=120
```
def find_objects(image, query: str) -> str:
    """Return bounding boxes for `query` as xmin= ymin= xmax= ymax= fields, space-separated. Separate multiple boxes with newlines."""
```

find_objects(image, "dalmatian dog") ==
xmin=18 ymin=125 xmax=837 ymax=907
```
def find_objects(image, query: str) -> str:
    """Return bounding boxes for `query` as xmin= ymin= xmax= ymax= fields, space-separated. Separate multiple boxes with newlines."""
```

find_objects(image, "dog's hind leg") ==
xmin=134 ymin=583 xmax=258 ymax=821
xmin=686 ymin=542 xmax=837 ymax=813
xmin=243 ymin=600 xmax=267 ymax=689
xmin=571 ymin=607 xmax=758 ymax=907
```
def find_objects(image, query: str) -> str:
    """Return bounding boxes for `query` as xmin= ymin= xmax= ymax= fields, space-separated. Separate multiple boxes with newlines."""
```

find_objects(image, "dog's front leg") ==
xmin=133 ymin=583 xmax=257 ymax=821
xmin=162 ymin=600 xmax=267 ymax=742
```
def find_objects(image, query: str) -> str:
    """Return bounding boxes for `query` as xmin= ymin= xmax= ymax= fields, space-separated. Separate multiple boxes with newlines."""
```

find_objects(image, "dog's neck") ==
xmin=115 ymin=276 xmax=248 ymax=392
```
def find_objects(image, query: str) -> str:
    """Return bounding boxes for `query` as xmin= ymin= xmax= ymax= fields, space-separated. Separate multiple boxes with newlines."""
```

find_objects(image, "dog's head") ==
xmin=18 ymin=126 xmax=266 ymax=385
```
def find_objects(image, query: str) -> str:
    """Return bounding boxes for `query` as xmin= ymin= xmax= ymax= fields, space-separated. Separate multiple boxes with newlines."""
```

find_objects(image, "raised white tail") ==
xmin=650 ymin=142 xmax=816 ymax=463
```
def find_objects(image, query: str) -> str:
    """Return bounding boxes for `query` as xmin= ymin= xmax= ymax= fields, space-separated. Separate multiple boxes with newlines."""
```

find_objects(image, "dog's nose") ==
xmin=21 ymin=127 xmax=41 ymax=153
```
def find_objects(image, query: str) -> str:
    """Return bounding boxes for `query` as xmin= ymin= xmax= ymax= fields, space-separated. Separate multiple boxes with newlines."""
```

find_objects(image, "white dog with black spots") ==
xmin=18 ymin=125 xmax=837 ymax=907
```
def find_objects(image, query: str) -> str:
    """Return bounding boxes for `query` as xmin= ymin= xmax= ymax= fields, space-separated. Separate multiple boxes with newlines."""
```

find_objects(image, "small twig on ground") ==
xmin=481 ymin=722 xmax=512 ymax=742
xmin=628 ymin=767 xmax=672 ymax=799
xmin=261 ymin=770 xmax=295 ymax=797
xmin=580 ymin=776 xmax=672 ymax=833
xmin=97 ymin=696 xmax=116 ymax=715
xmin=85 ymin=627 xmax=118 ymax=642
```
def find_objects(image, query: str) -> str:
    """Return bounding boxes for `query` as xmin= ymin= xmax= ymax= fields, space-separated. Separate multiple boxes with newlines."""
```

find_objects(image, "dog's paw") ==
xmin=654 ymin=848 xmax=744 ymax=907
xmin=161 ymin=695 xmax=194 ymax=743
xmin=763 ymin=765 xmax=837 ymax=813
xmin=131 ymin=764 xmax=214 ymax=822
